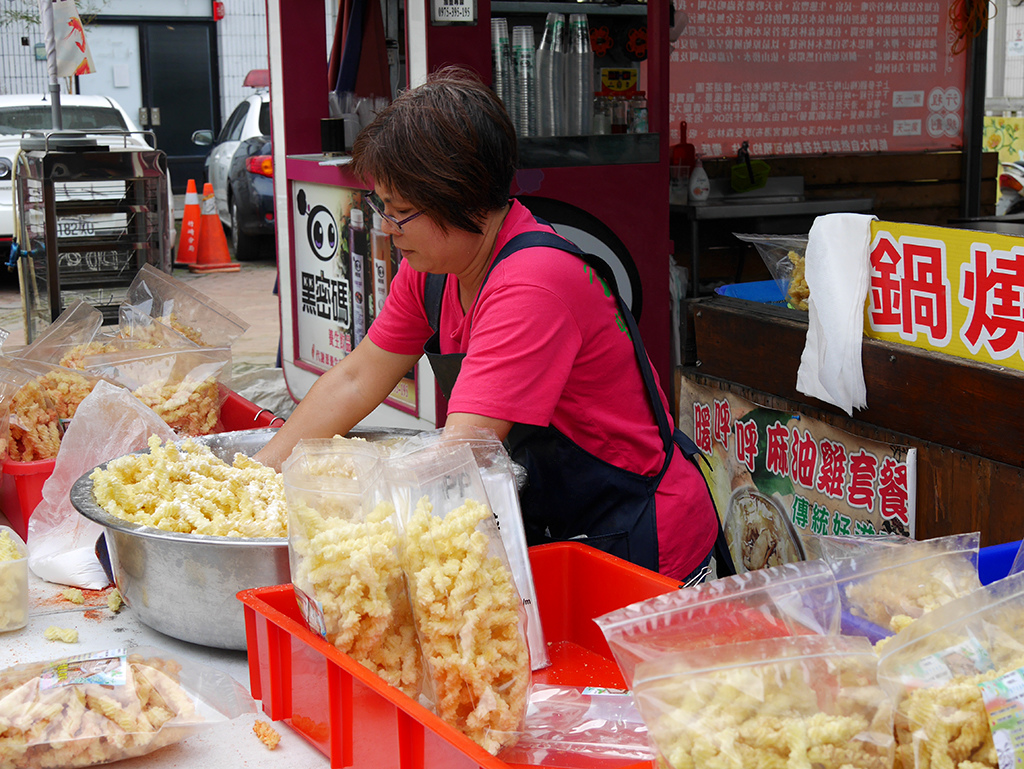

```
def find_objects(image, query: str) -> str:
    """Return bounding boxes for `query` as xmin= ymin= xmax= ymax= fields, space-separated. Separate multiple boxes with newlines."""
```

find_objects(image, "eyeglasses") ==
xmin=365 ymin=193 xmax=425 ymax=234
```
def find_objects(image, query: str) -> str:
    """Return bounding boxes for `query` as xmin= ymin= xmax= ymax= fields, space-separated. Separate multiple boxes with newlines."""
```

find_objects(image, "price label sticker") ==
xmin=431 ymin=0 xmax=475 ymax=25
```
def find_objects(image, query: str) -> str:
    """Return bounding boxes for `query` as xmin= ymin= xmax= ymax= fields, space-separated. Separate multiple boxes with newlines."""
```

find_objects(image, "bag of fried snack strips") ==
xmin=14 ymin=300 xmax=106 ymax=369
xmin=595 ymin=559 xmax=841 ymax=687
xmin=877 ymin=570 xmax=1024 ymax=769
xmin=123 ymin=264 xmax=249 ymax=348
xmin=80 ymin=346 xmax=231 ymax=436
xmin=633 ymin=634 xmax=895 ymax=769
xmin=733 ymin=232 xmax=810 ymax=310
xmin=283 ymin=437 xmax=424 ymax=701
xmin=0 ymin=361 xmax=64 ymax=463
xmin=391 ymin=426 xmax=549 ymax=671
xmin=0 ymin=645 xmax=256 ymax=768
xmin=828 ymin=532 xmax=982 ymax=642
xmin=0 ymin=526 xmax=28 ymax=633
xmin=0 ymin=366 xmax=32 ymax=461
xmin=388 ymin=441 xmax=531 ymax=755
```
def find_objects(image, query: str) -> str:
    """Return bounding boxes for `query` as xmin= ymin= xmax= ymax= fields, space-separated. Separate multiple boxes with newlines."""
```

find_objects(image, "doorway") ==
xmin=77 ymin=20 xmax=219 ymax=193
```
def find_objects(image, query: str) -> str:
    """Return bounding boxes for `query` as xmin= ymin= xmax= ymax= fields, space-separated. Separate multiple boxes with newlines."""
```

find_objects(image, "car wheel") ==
xmin=230 ymin=196 xmax=260 ymax=261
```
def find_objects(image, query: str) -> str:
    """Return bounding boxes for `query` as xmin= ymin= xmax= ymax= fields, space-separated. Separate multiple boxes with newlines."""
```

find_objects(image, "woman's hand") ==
xmin=254 ymin=339 xmax=421 ymax=470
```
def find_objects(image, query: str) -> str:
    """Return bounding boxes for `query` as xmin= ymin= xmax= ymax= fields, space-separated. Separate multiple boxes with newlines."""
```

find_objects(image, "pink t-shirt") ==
xmin=368 ymin=201 xmax=717 ymax=578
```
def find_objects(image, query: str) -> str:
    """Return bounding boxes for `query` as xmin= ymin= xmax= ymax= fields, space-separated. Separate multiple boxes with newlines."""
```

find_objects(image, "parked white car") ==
xmin=191 ymin=88 xmax=274 ymax=260
xmin=0 ymin=93 xmax=173 ymax=276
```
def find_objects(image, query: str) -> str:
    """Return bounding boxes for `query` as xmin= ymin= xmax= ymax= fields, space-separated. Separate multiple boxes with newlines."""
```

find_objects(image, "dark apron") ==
xmin=422 ymin=227 xmax=736 ymax=578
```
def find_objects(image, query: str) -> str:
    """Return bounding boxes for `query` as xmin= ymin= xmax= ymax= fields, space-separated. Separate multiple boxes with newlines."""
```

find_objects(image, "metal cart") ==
xmin=13 ymin=130 xmax=170 ymax=342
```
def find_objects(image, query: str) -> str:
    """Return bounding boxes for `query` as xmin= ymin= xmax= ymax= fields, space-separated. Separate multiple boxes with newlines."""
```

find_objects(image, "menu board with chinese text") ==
xmin=670 ymin=1 xmax=969 ymax=158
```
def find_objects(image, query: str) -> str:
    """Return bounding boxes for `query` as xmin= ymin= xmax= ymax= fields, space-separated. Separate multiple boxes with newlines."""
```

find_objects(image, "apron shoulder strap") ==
xmin=422 ymin=227 xmax=620 ymax=332
xmin=424 ymin=272 xmax=445 ymax=332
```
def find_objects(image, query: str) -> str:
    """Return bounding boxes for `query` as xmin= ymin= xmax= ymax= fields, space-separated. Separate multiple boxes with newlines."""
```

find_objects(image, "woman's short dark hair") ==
xmin=350 ymin=66 xmax=517 ymax=234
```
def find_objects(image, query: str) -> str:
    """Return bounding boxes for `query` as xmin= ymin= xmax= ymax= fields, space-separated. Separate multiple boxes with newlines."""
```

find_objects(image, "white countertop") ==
xmin=3 ymin=571 xmax=328 ymax=768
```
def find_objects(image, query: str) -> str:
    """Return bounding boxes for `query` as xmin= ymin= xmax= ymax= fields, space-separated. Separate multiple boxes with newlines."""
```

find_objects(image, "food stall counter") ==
xmin=3 ymin=571 xmax=326 ymax=768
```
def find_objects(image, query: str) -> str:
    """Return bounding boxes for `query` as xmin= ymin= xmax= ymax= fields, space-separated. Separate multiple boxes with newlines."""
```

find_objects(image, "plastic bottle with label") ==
xmin=688 ymin=156 xmax=710 ymax=202
xmin=349 ymin=207 xmax=368 ymax=345
xmin=370 ymin=212 xmax=391 ymax=323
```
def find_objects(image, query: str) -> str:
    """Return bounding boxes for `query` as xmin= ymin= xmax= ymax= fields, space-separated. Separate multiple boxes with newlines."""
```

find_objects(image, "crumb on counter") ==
xmin=62 ymin=587 xmax=85 ymax=604
xmin=253 ymin=720 xmax=281 ymax=750
xmin=44 ymin=626 xmax=79 ymax=643
xmin=107 ymin=588 xmax=123 ymax=613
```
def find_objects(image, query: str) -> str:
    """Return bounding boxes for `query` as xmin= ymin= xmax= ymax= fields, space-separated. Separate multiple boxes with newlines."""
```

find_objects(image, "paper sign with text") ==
xmin=865 ymin=220 xmax=1024 ymax=373
xmin=678 ymin=376 xmax=917 ymax=572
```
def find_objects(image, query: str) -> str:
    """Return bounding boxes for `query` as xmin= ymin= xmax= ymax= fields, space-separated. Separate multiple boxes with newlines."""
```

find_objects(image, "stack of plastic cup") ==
xmin=565 ymin=13 xmax=593 ymax=136
xmin=512 ymin=25 xmax=537 ymax=138
xmin=491 ymin=18 xmax=514 ymax=120
xmin=535 ymin=13 xmax=565 ymax=136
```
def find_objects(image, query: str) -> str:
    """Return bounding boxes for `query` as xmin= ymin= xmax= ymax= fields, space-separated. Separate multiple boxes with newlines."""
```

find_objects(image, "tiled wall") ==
xmin=215 ymin=0 xmax=271 ymax=120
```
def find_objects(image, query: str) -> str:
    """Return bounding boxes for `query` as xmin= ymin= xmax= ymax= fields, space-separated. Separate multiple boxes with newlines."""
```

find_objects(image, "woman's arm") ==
xmin=255 ymin=338 xmax=421 ymax=469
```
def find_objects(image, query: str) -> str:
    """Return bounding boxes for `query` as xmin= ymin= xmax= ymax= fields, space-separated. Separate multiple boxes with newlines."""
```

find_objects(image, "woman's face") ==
xmin=374 ymin=185 xmax=483 ymax=276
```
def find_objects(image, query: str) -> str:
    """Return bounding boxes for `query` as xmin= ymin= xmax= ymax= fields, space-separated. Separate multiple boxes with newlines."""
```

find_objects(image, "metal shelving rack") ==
xmin=14 ymin=131 xmax=169 ymax=342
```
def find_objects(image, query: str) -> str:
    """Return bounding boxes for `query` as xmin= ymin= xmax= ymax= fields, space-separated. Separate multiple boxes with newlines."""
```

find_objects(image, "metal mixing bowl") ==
xmin=71 ymin=426 xmax=426 ymax=650
xmin=70 ymin=428 xmax=288 ymax=650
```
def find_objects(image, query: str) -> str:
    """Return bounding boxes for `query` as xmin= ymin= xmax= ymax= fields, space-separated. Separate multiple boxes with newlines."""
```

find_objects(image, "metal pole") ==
xmin=39 ymin=0 xmax=62 ymax=129
xmin=962 ymin=24 xmax=989 ymax=218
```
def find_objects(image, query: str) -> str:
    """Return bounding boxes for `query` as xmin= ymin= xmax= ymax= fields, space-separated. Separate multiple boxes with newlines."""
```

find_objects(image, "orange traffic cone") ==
xmin=189 ymin=182 xmax=240 ymax=274
xmin=175 ymin=179 xmax=201 ymax=266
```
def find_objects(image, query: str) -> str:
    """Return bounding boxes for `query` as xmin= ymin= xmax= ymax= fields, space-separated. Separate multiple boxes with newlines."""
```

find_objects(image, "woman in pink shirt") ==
xmin=257 ymin=68 xmax=728 ymax=584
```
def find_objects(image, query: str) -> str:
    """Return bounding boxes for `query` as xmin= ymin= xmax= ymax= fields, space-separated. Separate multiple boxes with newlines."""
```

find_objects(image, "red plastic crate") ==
xmin=238 ymin=541 xmax=681 ymax=769
xmin=0 ymin=388 xmax=281 ymax=540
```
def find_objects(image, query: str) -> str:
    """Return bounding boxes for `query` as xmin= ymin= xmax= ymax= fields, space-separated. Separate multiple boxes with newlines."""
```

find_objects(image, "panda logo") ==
xmin=296 ymin=189 xmax=338 ymax=262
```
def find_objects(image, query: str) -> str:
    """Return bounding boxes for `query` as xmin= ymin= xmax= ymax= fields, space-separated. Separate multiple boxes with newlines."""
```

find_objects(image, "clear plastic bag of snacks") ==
xmin=391 ymin=426 xmax=549 ymax=671
xmin=81 ymin=346 xmax=232 ymax=435
xmin=388 ymin=441 xmax=531 ymax=755
xmin=877 ymin=570 xmax=1024 ymax=769
xmin=117 ymin=305 xmax=203 ymax=349
xmin=123 ymin=264 xmax=248 ymax=348
xmin=634 ymin=635 xmax=895 ymax=769
xmin=500 ymin=684 xmax=655 ymax=767
xmin=0 ymin=366 xmax=32 ymax=460
xmin=0 ymin=645 xmax=255 ymax=768
xmin=828 ymin=532 xmax=981 ymax=641
xmin=0 ymin=526 xmax=28 ymax=632
xmin=802 ymin=531 xmax=911 ymax=561
xmin=0 ymin=361 xmax=63 ymax=463
xmin=733 ymin=232 xmax=810 ymax=310
xmin=595 ymin=559 xmax=841 ymax=687
xmin=14 ymin=300 xmax=105 ymax=368
xmin=283 ymin=437 xmax=424 ymax=700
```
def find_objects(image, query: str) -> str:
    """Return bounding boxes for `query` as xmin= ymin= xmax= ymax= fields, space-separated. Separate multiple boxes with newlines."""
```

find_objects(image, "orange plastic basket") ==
xmin=238 ymin=541 xmax=681 ymax=769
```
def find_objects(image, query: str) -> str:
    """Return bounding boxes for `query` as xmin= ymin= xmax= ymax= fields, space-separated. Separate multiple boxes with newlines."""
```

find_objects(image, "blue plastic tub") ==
xmin=715 ymin=279 xmax=786 ymax=304
xmin=978 ymin=540 xmax=1021 ymax=585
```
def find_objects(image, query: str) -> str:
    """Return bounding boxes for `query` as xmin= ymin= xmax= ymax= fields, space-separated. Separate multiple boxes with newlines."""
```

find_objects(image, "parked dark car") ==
xmin=191 ymin=90 xmax=274 ymax=261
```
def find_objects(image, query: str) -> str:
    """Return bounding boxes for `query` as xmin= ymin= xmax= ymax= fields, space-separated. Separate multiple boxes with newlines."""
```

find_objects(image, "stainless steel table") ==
xmin=671 ymin=190 xmax=875 ymax=296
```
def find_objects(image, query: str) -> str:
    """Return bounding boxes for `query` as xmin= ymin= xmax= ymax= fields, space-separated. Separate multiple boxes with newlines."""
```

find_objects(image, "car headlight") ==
xmin=0 ymin=157 xmax=11 ymax=182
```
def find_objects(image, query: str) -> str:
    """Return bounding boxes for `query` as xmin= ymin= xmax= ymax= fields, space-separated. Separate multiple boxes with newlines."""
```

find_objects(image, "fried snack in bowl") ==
xmin=89 ymin=434 xmax=286 ymax=538
xmin=71 ymin=430 xmax=289 ymax=650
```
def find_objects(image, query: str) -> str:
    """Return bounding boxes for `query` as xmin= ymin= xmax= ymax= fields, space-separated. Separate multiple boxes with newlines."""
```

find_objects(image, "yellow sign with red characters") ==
xmin=864 ymin=221 xmax=1024 ymax=371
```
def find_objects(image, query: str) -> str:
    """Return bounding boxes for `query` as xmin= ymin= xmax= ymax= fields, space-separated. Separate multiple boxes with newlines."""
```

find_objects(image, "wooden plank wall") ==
xmin=702 ymin=150 xmax=999 ymax=226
